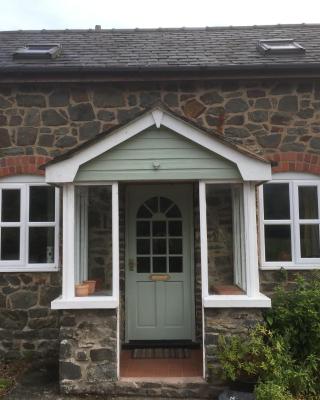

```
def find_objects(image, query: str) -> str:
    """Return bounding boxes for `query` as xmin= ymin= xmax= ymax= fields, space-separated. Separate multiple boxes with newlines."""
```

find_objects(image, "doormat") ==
xmin=131 ymin=347 xmax=191 ymax=359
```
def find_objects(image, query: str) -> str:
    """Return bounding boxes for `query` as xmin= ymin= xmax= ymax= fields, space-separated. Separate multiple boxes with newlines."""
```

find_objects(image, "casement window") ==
xmin=0 ymin=176 xmax=59 ymax=272
xmin=259 ymin=174 xmax=320 ymax=269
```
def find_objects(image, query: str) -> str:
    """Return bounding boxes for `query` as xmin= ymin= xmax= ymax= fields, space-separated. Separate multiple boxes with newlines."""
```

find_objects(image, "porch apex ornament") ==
xmin=153 ymin=160 xmax=160 ymax=169
xmin=151 ymin=108 xmax=164 ymax=128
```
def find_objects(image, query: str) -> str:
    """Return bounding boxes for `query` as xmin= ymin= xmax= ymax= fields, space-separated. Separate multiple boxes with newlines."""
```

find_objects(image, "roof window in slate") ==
xmin=13 ymin=44 xmax=62 ymax=60
xmin=257 ymin=39 xmax=305 ymax=55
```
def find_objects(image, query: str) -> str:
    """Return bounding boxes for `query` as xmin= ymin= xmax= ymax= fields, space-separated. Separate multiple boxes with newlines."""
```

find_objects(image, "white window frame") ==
xmin=0 ymin=176 xmax=59 ymax=272
xmin=259 ymin=173 xmax=320 ymax=270
xmin=199 ymin=180 xmax=271 ymax=308
xmin=51 ymin=181 xmax=119 ymax=310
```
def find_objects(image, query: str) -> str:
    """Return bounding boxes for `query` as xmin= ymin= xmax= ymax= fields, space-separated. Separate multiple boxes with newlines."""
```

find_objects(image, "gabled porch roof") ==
xmin=45 ymin=105 xmax=271 ymax=183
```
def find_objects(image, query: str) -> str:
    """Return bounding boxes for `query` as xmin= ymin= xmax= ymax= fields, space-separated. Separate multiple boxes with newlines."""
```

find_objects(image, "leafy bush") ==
xmin=255 ymin=381 xmax=294 ymax=400
xmin=218 ymin=274 xmax=320 ymax=398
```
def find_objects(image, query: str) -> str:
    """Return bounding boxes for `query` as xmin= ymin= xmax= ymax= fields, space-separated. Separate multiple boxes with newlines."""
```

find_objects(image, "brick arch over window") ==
xmin=0 ymin=156 xmax=52 ymax=178
xmin=268 ymin=152 xmax=320 ymax=176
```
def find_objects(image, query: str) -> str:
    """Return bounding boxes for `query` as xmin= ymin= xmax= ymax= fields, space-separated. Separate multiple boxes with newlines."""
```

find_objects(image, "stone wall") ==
xmin=204 ymin=308 xmax=263 ymax=384
xmin=0 ymin=272 xmax=60 ymax=360
xmin=59 ymin=309 xmax=117 ymax=394
xmin=0 ymin=79 xmax=320 ymax=160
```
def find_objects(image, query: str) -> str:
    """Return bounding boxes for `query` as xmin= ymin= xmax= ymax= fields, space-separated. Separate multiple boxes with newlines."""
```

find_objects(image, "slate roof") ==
xmin=1 ymin=24 xmax=320 ymax=74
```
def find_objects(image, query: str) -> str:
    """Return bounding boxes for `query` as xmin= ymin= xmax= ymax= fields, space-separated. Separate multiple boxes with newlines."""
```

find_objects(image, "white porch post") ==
xmin=62 ymin=183 xmax=76 ymax=299
xmin=112 ymin=182 xmax=119 ymax=303
xmin=243 ymin=182 xmax=260 ymax=297
xmin=199 ymin=181 xmax=209 ymax=298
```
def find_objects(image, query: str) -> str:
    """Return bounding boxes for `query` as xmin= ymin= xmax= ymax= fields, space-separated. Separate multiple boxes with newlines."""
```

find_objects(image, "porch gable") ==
xmin=75 ymin=126 xmax=241 ymax=181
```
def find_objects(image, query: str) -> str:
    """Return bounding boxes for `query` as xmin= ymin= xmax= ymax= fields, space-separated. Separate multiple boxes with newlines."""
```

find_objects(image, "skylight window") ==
xmin=257 ymin=39 xmax=305 ymax=55
xmin=13 ymin=44 xmax=62 ymax=60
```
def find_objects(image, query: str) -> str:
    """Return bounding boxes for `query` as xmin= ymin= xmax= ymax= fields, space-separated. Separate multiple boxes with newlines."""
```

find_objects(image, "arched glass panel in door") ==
xmin=136 ymin=196 xmax=183 ymax=274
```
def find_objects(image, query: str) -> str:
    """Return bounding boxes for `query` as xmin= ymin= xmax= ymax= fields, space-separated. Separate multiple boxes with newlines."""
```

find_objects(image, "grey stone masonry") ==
xmin=0 ymin=272 xmax=61 ymax=360
xmin=59 ymin=309 xmax=117 ymax=394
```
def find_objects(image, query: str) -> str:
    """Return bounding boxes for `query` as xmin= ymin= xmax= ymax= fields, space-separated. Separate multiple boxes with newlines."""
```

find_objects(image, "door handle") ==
xmin=128 ymin=259 xmax=135 ymax=271
xmin=149 ymin=274 xmax=170 ymax=281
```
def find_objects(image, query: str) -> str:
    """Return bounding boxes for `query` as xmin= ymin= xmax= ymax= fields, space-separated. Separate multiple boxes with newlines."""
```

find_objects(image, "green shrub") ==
xmin=265 ymin=273 xmax=320 ymax=361
xmin=255 ymin=381 xmax=294 ymax=400
xmin=218 ymin=274 xmax=320 ymax=398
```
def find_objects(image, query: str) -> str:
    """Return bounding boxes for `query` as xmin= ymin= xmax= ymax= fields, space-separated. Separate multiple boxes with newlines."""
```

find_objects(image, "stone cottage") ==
xmin=0 ymin=24 xmax=320 ymax=398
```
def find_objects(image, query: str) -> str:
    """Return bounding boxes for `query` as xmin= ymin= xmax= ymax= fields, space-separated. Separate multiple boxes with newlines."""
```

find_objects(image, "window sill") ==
xmin=260 ymin=265 xmax=320 ymax=270
xmin=51 ymin=295 xmax=118 ymax=309
xmin=203 ymin=293 xmax=271 ymax=308
xmin=0 ymin=265 xmax=59 ymax=273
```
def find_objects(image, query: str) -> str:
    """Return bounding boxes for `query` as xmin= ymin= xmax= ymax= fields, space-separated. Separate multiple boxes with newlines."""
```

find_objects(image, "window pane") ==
xmin=153 ymin=238 xmax=166 ymax=254
xmin=137 ymin=257 xmax=150 ymax=273
xmin=29 ymin=227 xmax=55 ymax=263
xmin=153 ymin=257 xmax=166 ymax=273
xmin=1 ymin=227 xmax=20 ymax=260
xmin=2 ymin=189 xmax=20 ymax=222
xmin=263 ymin=183 xmax=290 ymax=220
xmin=152 ymin=221 xmax=166 ymax=237
xmin=299 ymin=186 xmax=318 ymax=219
xmin=169 ymin=221 xmax=182 ymax=236
xmin=145 ymin=197 xmax=158 ymax=213
xmin=265 ymin=225 xmax=292 ymax=261
xmin=137 ymin=221 xmax=150 ymax=237
xmin=160 ymin=197 xmax=172 ymax=213
xmin=137 ymin=205 xmax=152 ymax=218
xmin=86 ymin=186 xmax=112 ymax=295
xmin=29 ymin=186 xmax=55 ymax=222
xmin=300 ymin=225 xmax=320 ymax=258
xmin=206 ymin=184 xmax=236 ymax=294
xmin=137 ymin=239 xmax=150 ymax=255
xmin=169 ymin=239 xmax=182 ymax=254
xmin=169 ymin=257 xmax=183 ymax=273
xmin=166 ymin=205 xmax=181 ymax=218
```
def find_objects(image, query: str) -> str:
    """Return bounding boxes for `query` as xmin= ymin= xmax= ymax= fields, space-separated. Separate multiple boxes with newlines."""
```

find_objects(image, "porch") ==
xmin=46 ymin=107 xmax=271 ymax=392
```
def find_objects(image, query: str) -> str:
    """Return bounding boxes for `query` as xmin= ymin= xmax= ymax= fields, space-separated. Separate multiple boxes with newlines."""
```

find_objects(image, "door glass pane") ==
xmin=160 ymin=197 xmax=172 ymax=213
xmin=2 ymin=189 xmax=20 ymax=222
xmin=166 ymin=205 xmax=181 ymax=218
xmin=137 ymin=221 xmax=150 ymax=237
xmin=137 ymin=239 xmax=150 ymax=255
xmin=137 ymin=205 xmax=152 ymax=218
xmin=145 ymin=197 xmax=158 ymax=213
xmin=265 ymin=225 xmax=292 ymax=261
xmin=169 ymin=238 xmax=182 ymax=254
xmin=1 ymin=227 xmax=20 ymax=260
xmin=29 ymin=227 xmax=55 ymax=263
xmin=169 ymin=221 xmax=182 ymax=236
xmin=169 ymin=257 xmax=183 ymax=273
xmin=152 ymin=221 xmax=166 ymax=237
xmin=29 ymin=186 xmax=55 ymax=222
xmin=137 ymin=257 xmax=150 ymax=273
xmin=153 ymin=239 xmax=166 ymax=254
xmin=263 ymin=183 xmax=290 ymax=220
xmin=153 ymin=257 xmax=166 ymax=273
xmin=300 ymin=225 xmax=320 ymax=258
xmin=299 ymin=186 xmax=318 ymax=219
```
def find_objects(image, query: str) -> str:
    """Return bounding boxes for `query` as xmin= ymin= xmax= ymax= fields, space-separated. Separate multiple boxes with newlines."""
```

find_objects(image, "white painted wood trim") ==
xmin=112 ymin=182 xmax=119 ymax=302
xmin=199 ymin=181 xmax=209 ymax=298
xmin=203 ymin=294 xmax=271 ymax=308
xmin=243 ymin=182 xmax=260 ymax=297
xmin=51 ymin=295 xmax=118 ymax=309
xmin=62 ymin=184 xmax=75 ymax=299
xmin=45 ymin=108 xmax=271 ymax=183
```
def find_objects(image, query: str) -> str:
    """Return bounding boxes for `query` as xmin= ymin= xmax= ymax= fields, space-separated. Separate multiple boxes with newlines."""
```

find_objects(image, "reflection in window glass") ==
xmin=137 ymin=257 xmax=150 ymax=273
xmin=153 ymin=257 xmax=166 ymax=273
xmin=152 ymin=239 xmax=166 ymax=254
xmin=29 ymin=186 xmax=55 ymax=222
xmin=299 ymin=186 xmax=318 ymax=219
xmin=300 ymin=225 xmax=320 ymax=258
xmin=2 ymin=190 xmax=20 ymax=222
xmin=137 ymin=239 xmax=150 ymax=255
xmin=169 ymin=221 xmax=182 ymax=236
xmin=1 ymin=227 xmax=20 ymax=260
xmin=169 ymin=257 xmax=183 ymax=273
xmin=29 ymin=227 xmax=55 ymax=263
xmin=264 ymin=183 xmax=290 ymax=220
xmin=136 ymin=221 xmax=150 ymax=237
xmin=152 ymin=221 xmax=166 ymax=237
xmin=265 ymin=225 xmax=292 ymax=261
xmin=169 ymin=238 xmax=182 ymax=254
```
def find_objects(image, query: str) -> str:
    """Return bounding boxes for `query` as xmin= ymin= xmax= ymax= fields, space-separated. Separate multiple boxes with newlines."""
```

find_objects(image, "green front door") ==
xmin=126 ymin=184 xmax=194 ymax=341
